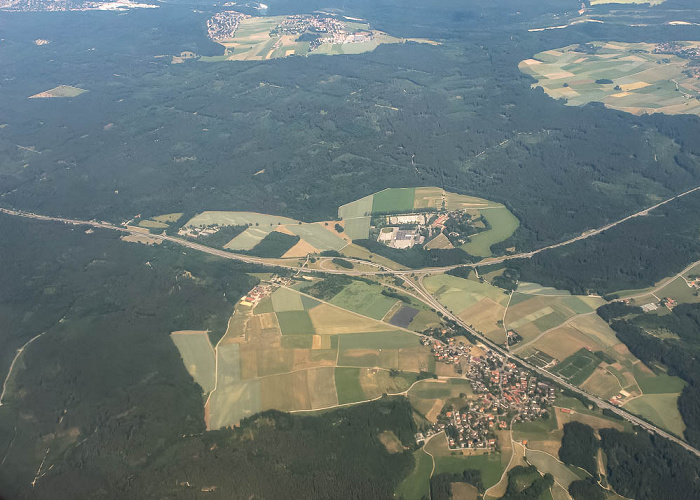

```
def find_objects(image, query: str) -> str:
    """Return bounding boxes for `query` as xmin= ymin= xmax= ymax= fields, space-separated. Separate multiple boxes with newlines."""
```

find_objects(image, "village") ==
xmin=418 ymin=334 xmax=555 ymax=451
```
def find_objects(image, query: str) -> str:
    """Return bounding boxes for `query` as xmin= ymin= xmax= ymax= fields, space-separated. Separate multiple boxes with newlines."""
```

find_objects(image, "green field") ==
xmin=185 ymin=211 xmax=298 ymax=228
xmin=462 ymin=206 xmax=520 ymax=257
xmin=253 ymin=296 xmax=274 ymax=314
xmin=423 ymin=274 xmax=510 ymax=313
xmin=225 ymin=227 xmax=274 ymax=250
xmin=339 ymin=331 xmax=419 ymax=350
xmin=271 ymin=287 xmax=304 ymax=312
xmin=524 ymin=450 xmax=586 ymax=488
xmin=170 ymin=332 xmax=216 ymax=393
xmin=276 ymin=311 xmax=316 ymax=335
xmin=623 ymin=394 xmax=685 ymax=436
xmin=207 ymin=378 xmax=261 ymax=429
xmin=551 ymin=349 xmax=602 ymax=385
xmin=395 ymin=449 xmax=432 ymax=500
xmin=434 ymin=453 xmax=504 ymax=490
xmin=329 ymin=281 xmax=399 ymax=320
xmin=408 ymin=379 xmax=473 ymax=400
xmin=632 ymin=363 xmax=686 ymax=394
xmin=335 ymin=367 xmax=365 ymax=404
xmin=372 ymin=188 xmax=416 ymax=213
xmin=285 ymin=223 xmax=347 ymax=252
xmin=520 ymin=41 xmax=700 ymax=117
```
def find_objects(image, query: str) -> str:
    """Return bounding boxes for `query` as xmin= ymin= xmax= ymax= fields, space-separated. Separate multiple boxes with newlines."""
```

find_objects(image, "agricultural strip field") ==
xmin=623 ymin=393 xmax=686 ymax=436
xmin=29 ymin=84 xmax=87 ymax=98
xmin=462 ymin=206 xmax=519 ymax=257
xmin=170 ymin=331 xmax=216 ymax=393
xmin=329 ymin=281 xmax=399 ymax=320
xmin=338 ymin=195 xmax=373 ymax=240
xmin=520 ymin=41 xmax=700 ymax=117
xmin=338 ymin=331 xmax=420 ymax=350
xmin=184 ymin=211 xmax=298 ymax=228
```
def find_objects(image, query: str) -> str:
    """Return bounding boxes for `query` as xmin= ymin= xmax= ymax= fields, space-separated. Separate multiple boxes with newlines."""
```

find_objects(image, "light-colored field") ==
xmin=283 ymin=223 xmax=347 ymax=252
xmin=308 ymin=303 xmax=391 ymax=334
xmin=372 ymin=188 xmax=416 ymax=213
xmin=329 ymin=281 xmax=399 ymax=320
xmin=225 ymin=226 xmax=274 ymax=250
xmin=138 ymin=219 xmax=169 ymax=229
xmin=462 ymin=206 xmax=519 ymax=257
xmin=282 ymin=238 xmax=319 ymax=258
xmin=152 ymin=212 xmax=183 ymax=223
xmin=271 ymin=287 xmax=305 ymax=312
xmin=29 ymin=85 xmax=87 ymax=99
xmin=554 ymin=407 xmax=627 ymax=433
xmin=581 ymin=367 xmax=623 ymax=400
xmin=425 ymin=232 xmax=455 ymax=250
xmin=423 ymin=274 xmax=510 ymax=316
xmin=521 ymin=41 xmax=700 ymax=117
xmin=457 ymin=298 xmax=506 ymax=344
xmin=525 ymin=449 xmax=586 ymax=489
xmin=623 ymin=393 xmax=685 ymax=436
xmin=170 ymin=331 xmax=216 ymax=393
xmin=185 ymin=211 xmax=298 ymax=228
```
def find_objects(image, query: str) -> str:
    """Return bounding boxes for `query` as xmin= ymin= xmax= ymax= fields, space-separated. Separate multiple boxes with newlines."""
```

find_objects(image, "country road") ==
xmin=2 ymin=183 xmax=700 ymax=457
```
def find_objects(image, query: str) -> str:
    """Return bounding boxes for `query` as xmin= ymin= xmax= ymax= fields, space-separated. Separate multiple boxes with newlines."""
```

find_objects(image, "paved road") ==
xmin=3 ymin=183 xmax=700 ymax=457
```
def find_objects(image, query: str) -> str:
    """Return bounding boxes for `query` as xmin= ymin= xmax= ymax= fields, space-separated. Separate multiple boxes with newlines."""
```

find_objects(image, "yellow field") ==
xmin=308 ymin=303 xmax=390 ymax=334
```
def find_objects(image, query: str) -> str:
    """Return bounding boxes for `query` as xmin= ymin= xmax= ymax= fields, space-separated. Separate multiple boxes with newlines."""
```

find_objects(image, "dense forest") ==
xmin=1 ymin=0 xmax=700 ymax=260
xmin=510 ymin=193 xmax=700 ymax=295
xmin=600 ymin=428 xmax=700 ymax=500
xmin=558 ymin=422 xmax=598 ymax=476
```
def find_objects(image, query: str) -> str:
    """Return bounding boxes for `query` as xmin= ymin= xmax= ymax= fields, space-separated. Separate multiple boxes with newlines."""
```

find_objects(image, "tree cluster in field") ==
xmin=428 ymin=469 xmax=484 ymax=500
xmin=500 ymin=466 xmax=554 ymax=500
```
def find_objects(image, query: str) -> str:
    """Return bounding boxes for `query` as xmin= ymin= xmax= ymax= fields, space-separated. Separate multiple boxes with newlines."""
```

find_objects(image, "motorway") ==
xmin=3 ymin=185 xmax=700 ymax=457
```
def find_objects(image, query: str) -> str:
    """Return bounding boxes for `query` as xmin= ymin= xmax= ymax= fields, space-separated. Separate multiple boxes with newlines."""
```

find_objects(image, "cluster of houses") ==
xmin=270 ymin=15 xmax=374 ymax=50
xmin=206 ymin=11 xmax=251 ymax=42
xmin=420 ymin=333 xmax=470 ymax=369
xmin=239 ymin=275 xmax=293 ymax=307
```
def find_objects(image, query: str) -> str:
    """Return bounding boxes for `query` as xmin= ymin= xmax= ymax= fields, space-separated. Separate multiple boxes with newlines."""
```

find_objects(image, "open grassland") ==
xmin=138 ymin=219 xmax=169 ymax=229
xmin=276 ymin=310 xmax=315 ymax=335
xmin=335 ymin=367 xmax=366 ymax=404
xmin=271 ymin=287 xmax=305 ymax=312
xmin=632 ymin=362 xmax=685 ymax=394
xmin=554 ymin=407 xmax=628 ymax=433
xmin=408 ymin=309 xmax=443 ymax=332
xmin=372 ymin=188 xmax=416 ymax=213
xmin=524 ymin=449 xmax=586 ymax=489
xmin=424 ymin=274 xmax=510 ymax=314
xmin=338 ymin=196 xmax=372 ymax=240
xmin=430 ymin=442 xmax=504 ymax=491
xmin=338 ymin=330 xmax=419 ymax=350
xmin=395 ymin=449 xmax=432 ymax=500
xmin=520 ymin=41 xmax=700 ymax=117
xmin=283 ymin=223 xmax=347 ymax=252
xmin=462 ymin=206 xmax=519 ymax=257
xmin=329 ymin=281 xmax=399 ymax=320
xmin=152 ymin=212 xmax=183 ymax=223
xmin=655 ymin=276 xmax=700 ymax=305
xmin=581 ymin=367 xmax=623 ymax=400
xmin=170 ymin=331 xmax=216 ymax=393
xmin=623 ymin=393 xmax=685 ymax=436
xmin=206 ymin=378 xmax=261 ymax=429
xmin=457 ymin=298 xmax=507 ymax=344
